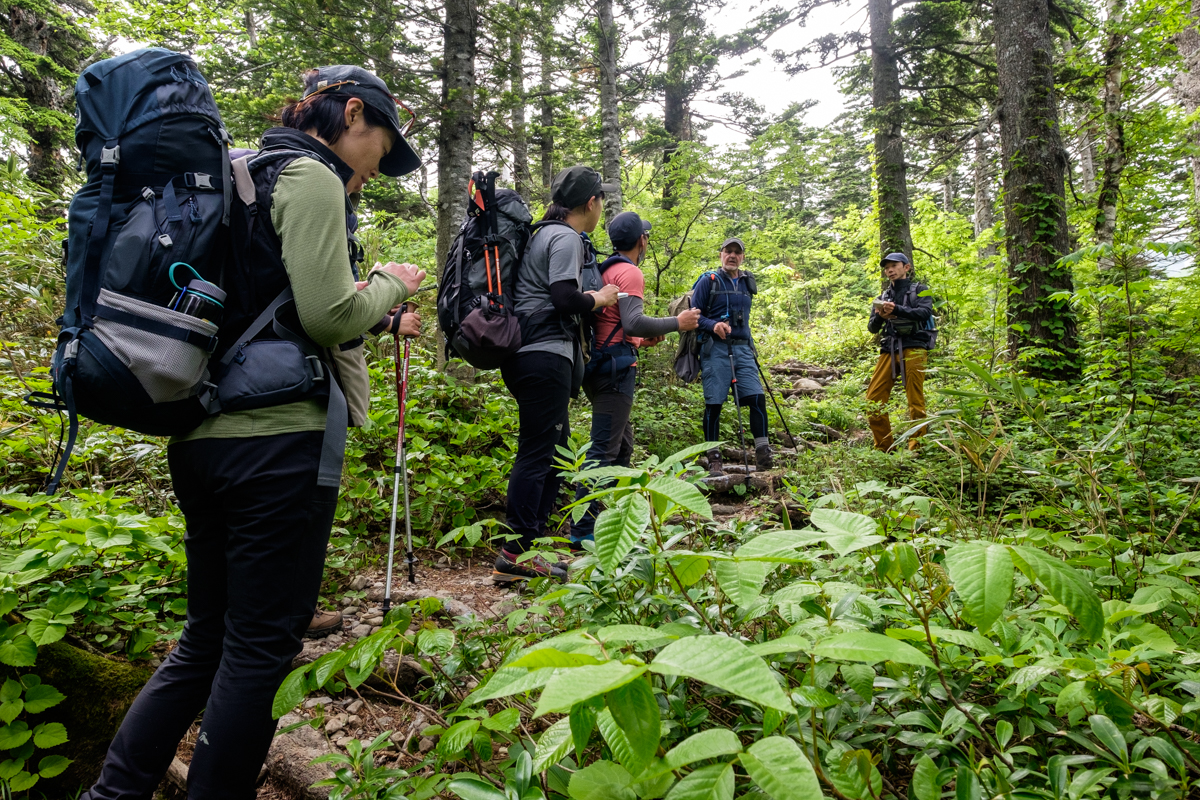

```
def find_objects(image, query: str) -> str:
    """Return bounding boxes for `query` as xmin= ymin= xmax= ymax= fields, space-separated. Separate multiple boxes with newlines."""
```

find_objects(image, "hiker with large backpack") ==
xmin=866 ymin=251 xmax=935 ymax=452
xmin=76 ymin=61 xmax=424 ymax=800
xmin=692 ymin=237 xmax=773 ymax=473
xmin=494 ymin=165 xmax=620 ymax=583
xmin=569 ymin=211 xmax=700 ymax=549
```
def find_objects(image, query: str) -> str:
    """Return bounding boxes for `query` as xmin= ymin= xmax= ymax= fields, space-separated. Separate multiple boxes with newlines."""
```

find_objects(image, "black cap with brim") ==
xmin=552 ymin=165 xmax=618 ymax=208
xmin=305 ymin=66 xmax=422 ymax=177
xmin=609 ymin=211 xmax=651 ymax=250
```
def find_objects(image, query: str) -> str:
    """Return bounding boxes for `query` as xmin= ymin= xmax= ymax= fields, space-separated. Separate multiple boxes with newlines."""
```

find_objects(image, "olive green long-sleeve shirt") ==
xmin=176 ymin=157 xmax=409 ymax=441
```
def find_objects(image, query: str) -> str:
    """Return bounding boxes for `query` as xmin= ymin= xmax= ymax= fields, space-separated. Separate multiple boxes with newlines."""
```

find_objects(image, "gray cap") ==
xmin=882 ymin=251 xmax=911 ymax=266
xmin=304 ymin=66 xmax=421 ymax=177
xmin=720 ymin=237 xmax=746 ymax=252
xmin=551 ymin=166 xmax=618 ymax=208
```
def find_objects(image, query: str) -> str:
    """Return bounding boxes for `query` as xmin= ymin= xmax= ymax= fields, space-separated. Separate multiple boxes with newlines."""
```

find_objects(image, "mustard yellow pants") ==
xmin=866 ymin=349 xmax=927 ymax=452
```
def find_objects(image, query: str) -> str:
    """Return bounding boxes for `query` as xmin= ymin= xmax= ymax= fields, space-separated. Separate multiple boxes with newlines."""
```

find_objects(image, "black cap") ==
xmin=551 ymin=166 xmax=618 ymax=208
xmin=882 ymin=251 xmax=911 ymax=266
xmin=304 ymin=66 xmax=421 ymax=177
xmin=608 ymin=211 xmax=651 ymax=250
xmin=720 ymin=237 xmax=746 ymax=252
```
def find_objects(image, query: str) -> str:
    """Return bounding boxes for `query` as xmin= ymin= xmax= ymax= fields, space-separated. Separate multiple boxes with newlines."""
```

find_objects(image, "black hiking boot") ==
xmin=492 ymin=548 xmax=568 ymax=584
xmin=707 ymin=449 xmax=724 ymax=476
xmin=756 ymin=444 xmax=774 ymax=470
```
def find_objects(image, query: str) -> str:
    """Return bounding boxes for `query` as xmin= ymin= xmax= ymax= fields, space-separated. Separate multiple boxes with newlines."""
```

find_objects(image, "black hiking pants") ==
xmin=571 ymin=365 xmax=636 ymax=543
xmin=501 ymin=350 xmax=572 ymax=552
xmin=82 ymin=431 xmax=337 ymax=800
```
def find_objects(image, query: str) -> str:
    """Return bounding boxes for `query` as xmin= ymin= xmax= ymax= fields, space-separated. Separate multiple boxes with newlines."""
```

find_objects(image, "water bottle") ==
xmin=171 ymin=279 xmax=225 ymax=326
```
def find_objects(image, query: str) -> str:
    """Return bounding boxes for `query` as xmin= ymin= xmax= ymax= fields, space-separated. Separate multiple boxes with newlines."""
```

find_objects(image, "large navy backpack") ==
xmin=29 ymin=48 xmax=233 ymax=491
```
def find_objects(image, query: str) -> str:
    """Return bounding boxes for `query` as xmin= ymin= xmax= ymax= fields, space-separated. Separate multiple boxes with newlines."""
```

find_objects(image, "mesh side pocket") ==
xmin=91 ymin=288 xmax=217 ymax=403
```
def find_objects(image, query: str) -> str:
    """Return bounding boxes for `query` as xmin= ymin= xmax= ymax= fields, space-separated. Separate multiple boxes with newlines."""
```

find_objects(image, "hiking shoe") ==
xmin=493 ymin=548 xmax=568 ymax=583
xmin=707 ymin=449 xmax=724 ymax=476
xmin=305 ymin=608 xmax=344 ymax=639
xmin=756 ymin=444 xmax=774 ymax=470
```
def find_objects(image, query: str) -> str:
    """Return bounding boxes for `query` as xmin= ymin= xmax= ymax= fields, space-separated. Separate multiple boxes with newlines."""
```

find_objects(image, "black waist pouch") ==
xmin=214 ymin=338 xmax=326 ymax=412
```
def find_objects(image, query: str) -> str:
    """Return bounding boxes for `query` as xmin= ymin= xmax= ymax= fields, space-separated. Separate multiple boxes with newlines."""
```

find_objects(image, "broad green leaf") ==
xmin=840 ymin=664 xmax=875 ymax=699
xmin=792 ymin=686 xmax=839 ymax=708
xmin=955 ymin=766 xmax=980 ymax=800
xmin=597 ymin=707 xmax=639 ymax=769
xmin=0 ymin=636 xmax=37 ymax=668
xmin=808 ymin=510 xmax=883 ymax=554
xmin=32 ymin=722 xmax=67 ymax=749
xmin=536 ymin=662 xmax=647 ymax=716
xmin=739 ymin=736 xmax=823 ymax=800
xmin=595 ymin=493 xmax=651 ymax=573
xmin=893 ymin=543 xmax=921 ymax=579
xmin=1127 ymin=623 xmax=1177 ymax=652
xmin=1056 ymin=680 xmax=1093 ymax=719
xmin=663 ymin=728 xmax=742 ymax=770
xmin=607 ymin=678 xmax=660 ymax=773
xmin=9 ymin=771 xmax=37 ymax=792
xmin=910 ymin=755 xmax=941 ymax=800
xmin=664 ymin=763 xmax=734 ymax=800
xmin=418 ymin=628 xmax=455 ymax=655
xmin=531 ymin=717 xmax=574 ymax=773
xmin=0 ymin=680 xmax=19 ymax=703
xmin=481 ymin=707 xmax=521 ymax=732
xmin=438 ymin=720 xmax=481 ymax=757
xmin=668 ymin=556 xmax=710 ymax=588
xmin=510 ymin=649 xmax=604 ymax=669
xmin=925 ymin=627 xmax=1000 ymax=656
xmin=735 ymin=532 xmax=816 ymax=561
xmin=571 ymin=703 xmax=597 ymax=758
xmin=597 ymin=625 xmax=682 ymax=647
xmin=1009 ymin=546 xmax=1104 ymax=641
xmin=466 ymin=667 xmax=556 ymax=704
xmin=38 ymin=754 xmax=70 ymax=779
xmin=575 ymin=466 xmax=647 ymax=483
xmin=813 ymin=632 xmax=933 ymax=668
xmin=448 ymin=778 xmax=509 ymax=800
xmin=272 ymin=669 xmax=307 ymax=719
xmin=651 ymin=635 xmax=793 ymax=712
xmin=646 ymin=477 xmax=711 ymax=518
xmin=311 ymin=649 xmax=352 ymax=689
xmin=824 ymin=750 xmax=882 ymax=800
xmin=0 ymin=700 xmax=20 ymax=725
xmin=0 ymin=759 xmax=21 ymax=780
xmin=1088 ymin=715 xmax=1127 ymax=763
xmin=944 ymin=543 xmax=1012 ymax=633
xmin=662 ymin=442 xmax=721 ymax=467
xmin=570 ymin=760 xmax=636 ymax=800
xmin=713 ymin=559 xmax=771 ymax=608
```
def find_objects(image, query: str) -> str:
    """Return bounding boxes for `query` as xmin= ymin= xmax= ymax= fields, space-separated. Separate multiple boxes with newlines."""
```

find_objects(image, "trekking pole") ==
xmin=750 ymin=347 xmax=796 ymax=448
xmin=383 ymin=309 xmax=416 ymax=614
xmin=726 ymin=342 xmax=750 ymax=471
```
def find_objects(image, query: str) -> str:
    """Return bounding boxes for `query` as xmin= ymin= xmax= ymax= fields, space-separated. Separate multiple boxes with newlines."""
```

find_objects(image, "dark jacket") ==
xmin=867 ymin=278 xmax=933 ymax=352
xmin=693 ymin=269 xmax=755 ymax=341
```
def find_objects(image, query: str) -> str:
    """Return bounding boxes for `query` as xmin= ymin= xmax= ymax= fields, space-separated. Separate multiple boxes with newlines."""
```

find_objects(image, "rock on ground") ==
xmin=265 ymin=714 xmax=335 ymax=799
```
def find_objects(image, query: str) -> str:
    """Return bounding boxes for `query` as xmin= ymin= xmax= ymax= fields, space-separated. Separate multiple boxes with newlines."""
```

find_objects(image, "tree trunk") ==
xmin=869 ymin=0 xmax=912 ymax=259
xmin=1174 ymin=0 xmax=1200 ymax=220
xmin=1095 ymin=0 xmax=1126 ymax=272
xmin=6 ymin=5 xmax=72 ymax=194
xmin=661 ymin=1 xmax=692 ymax=210
xmin=596 ymin=0 xmax=623 ymax=220
xmin=538 ymin=36 xmax=555 ymax=204
xmin=436 ymin=0 xmax=477 ymax=366
xmin=1075 ymin=121 xmax=1098 ymax=195
xmin=973 ymin=129 xmax=997 ymax=258
xmin=996 ymin=0 xmax=1079 ymax=379
xmin=509 ymin=4 xmax=531 ymax=202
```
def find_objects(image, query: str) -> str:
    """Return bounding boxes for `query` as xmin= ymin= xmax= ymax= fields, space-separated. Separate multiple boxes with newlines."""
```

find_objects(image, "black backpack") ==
xmin=437 ymin=171 xmax=532 ymax=369
xmin=29 ymin=48 xmax=233 ymax=492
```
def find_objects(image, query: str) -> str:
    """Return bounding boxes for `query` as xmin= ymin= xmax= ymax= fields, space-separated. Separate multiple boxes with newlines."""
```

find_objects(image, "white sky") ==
xmin=693 ymin=0 xmax=863 ymax=146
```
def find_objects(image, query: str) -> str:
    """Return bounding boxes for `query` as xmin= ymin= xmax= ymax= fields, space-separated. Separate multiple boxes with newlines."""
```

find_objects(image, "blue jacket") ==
xmin=692 ymin=269 xmax=754 ymax=341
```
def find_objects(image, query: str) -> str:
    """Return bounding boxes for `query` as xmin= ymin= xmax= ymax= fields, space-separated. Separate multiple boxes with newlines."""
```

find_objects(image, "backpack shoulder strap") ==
xmin=231 ymin=155 xmax=256 ymax=207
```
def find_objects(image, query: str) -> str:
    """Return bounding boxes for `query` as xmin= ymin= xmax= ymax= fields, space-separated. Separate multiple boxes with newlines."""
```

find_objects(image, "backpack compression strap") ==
xmin=78 ymin=140 xmax=121 ymax=326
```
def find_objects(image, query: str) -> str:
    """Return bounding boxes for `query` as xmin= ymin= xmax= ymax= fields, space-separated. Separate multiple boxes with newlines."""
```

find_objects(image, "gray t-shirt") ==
xmin=515 ymin=223 xmax=583 ymax=359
